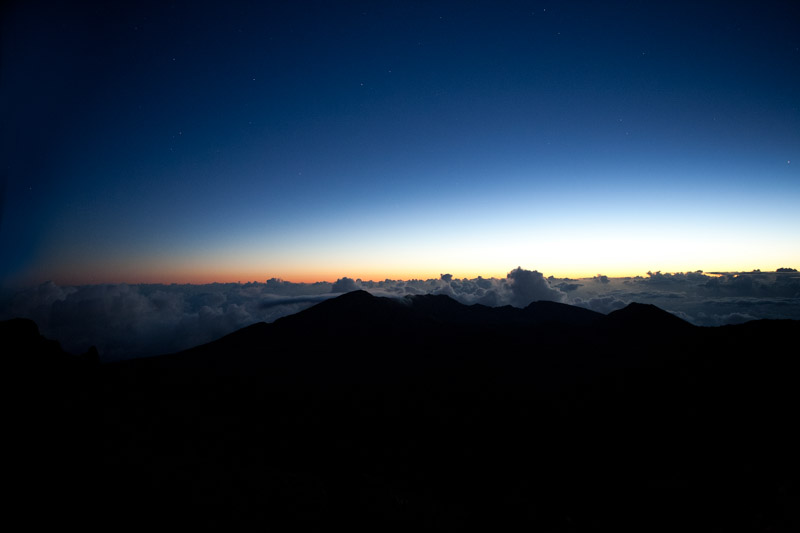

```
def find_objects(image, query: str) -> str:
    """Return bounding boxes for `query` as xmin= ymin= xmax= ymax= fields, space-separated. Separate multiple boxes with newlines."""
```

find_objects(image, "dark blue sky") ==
xmin=2 ymin=1 xmax=798 ymax=285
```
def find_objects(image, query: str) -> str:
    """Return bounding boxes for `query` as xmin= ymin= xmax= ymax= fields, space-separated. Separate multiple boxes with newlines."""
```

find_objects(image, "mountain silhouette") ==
xmin=7 ymin=292 xmax=799 ymax=532
xmin=605 ymin=301 xmax=693 ymax=330
xmin=129 ymin=291 xmax=701 ymax=387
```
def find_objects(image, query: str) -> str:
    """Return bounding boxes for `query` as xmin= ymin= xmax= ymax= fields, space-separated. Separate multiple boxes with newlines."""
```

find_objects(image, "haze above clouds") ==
xmin=3 ymin=267 xmax=798 ymax=361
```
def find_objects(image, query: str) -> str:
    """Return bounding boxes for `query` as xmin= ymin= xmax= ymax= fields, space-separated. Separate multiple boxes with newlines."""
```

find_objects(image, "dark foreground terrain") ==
xmin=7 ymin=291 xmax=799 ymax=531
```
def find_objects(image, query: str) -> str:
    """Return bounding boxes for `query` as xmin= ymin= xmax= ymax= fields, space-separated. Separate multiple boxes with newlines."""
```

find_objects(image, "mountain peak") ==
xmin=321 ymin=289 xmax=377 ymax=307
xmin=606 ymin=302 xmax=691 ymax=329
xmin=274 ymin=289 xmax=411 ymax=331
xmin=523 ymin=300 xmax=605 ymax=326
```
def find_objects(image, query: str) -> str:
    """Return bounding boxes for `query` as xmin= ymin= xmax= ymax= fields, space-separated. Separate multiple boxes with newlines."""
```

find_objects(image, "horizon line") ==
xmin=7 ymin=267 xmax=798 ymax=288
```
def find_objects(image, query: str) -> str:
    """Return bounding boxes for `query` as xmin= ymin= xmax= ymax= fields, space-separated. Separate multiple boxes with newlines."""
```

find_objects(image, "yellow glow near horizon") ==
xmin=13 ymin=221 xmax=799 ymax=286
xmin=22 ymin=258 xmax=799 ymax=287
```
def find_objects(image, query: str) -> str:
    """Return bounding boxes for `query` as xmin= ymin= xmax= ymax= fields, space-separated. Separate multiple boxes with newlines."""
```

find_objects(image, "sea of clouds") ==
xmin=3 ymin=267 xmax=799 ymax=361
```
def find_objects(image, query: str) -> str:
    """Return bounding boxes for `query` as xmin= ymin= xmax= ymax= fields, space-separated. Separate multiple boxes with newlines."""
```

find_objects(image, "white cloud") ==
xmin=331 ymin=277 xmax=360 ymax=293
xmin=2 ymin=269 xmax=797 ymax=361
xmin=506 ymin=267 xmax=567 ymax=306
xmin=573 ymin=296 xmax=627 ymax=314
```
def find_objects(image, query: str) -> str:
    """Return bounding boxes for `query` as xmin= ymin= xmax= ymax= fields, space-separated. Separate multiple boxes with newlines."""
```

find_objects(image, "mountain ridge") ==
xmin=148 ymin=291 xmax=683 ymax=362
xmin=5 ymin=290 xmax=799 ymax=531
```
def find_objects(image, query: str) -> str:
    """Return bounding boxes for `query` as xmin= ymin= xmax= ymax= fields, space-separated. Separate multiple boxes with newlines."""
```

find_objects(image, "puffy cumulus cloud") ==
xmin=563 ymin=270 xmax=800 ymax=327
xmin=555 ymin=282 xmax=582 ymax=292
xmin=331 ymin=277 xmax=360 ymax=293
xmin=0 ymin=267 xmax=566 ymax=359
xmin=3 ymin=269 xmax=798 ymax=361
xmin=367 ymin=268 xmax=566 ymax=308
xmin=643 ymin=270 xmax=709 ymax=286
xmin=506 ymin=267 xmax=567 ymax=306
xmin=264 ymin=278 xmax=333 ymax=296
xmin=637 ymin=270 xmax=800 ymax=299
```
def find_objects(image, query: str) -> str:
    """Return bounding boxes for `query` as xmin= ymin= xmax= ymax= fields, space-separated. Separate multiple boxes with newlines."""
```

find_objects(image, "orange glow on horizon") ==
xmin=15 ymin=262 xmax=794 ymax=287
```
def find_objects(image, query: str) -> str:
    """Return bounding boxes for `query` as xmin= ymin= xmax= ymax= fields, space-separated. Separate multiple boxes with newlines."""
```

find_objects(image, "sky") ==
xmin=1 ymin=0 xmax=799 ymax=287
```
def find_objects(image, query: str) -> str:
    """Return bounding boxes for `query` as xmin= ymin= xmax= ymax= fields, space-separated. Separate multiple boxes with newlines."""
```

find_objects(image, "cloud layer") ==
xmin=3 ymin=268 xmax=798 ymax=360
